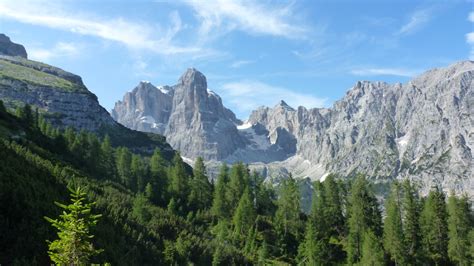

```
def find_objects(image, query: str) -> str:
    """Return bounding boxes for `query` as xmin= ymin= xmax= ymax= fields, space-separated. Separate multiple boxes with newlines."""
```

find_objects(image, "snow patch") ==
xmin=237 ymin=122 xmax=253 ymax=130
xmin=319 ymin=173 xmax=330 ymax=182
xmin=396 ymin=133 xmax=410 ymax=147
xmin=140 ymin=115 xmax=155 ymax=124
xmin=157 ymin=86 xmax=171 ymax=95
xmin=181 ymin=156 xmax=194 ymax=165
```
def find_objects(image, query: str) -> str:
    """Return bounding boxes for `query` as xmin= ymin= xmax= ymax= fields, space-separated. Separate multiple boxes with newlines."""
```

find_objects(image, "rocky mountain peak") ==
xmin=275 ymin=100 xmax=295 ymax=111
xmin=0 ymin=33 xmax=28 ymax=58
xmin=178 ymin=68 xmax=207 ymax=91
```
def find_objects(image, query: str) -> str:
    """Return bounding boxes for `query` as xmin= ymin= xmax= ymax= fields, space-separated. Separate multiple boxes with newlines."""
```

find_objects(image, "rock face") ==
xmin=113 ymin=61 xmax=474 ymax=197
xmin=113 ymin=68 xmax=247 ymax=160
xmin=0 ymin=34 xmax=27 ymax=58
xmin=0 ymin=55 xmax=115 ymax=131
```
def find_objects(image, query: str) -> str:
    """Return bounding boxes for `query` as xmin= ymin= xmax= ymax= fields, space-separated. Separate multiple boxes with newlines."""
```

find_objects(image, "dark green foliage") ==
xmin=188 ymin=157 xmax=213 ymax=210
xmin=211 ymin=163 xmax=230 ymax=220
xmin=403 ymin=179 xmax=422 ymax=265
xmin=44 ymin=186 xmax=102 ymax=265
xmin=232 ymin=188 xmax=256 ymax=242
xmin=274 ymin=176 xmax=302 ymax=262
xmin=169 ymin=152 xmax=189 ymax=212
xmin=447 ymin=193 xmax=472 ymax=265
xmin=346 ymin=174 xmax=382 ymax=265
xmin=383 ymin=182 xmax=407 ymax=265
xmin=420 ymin=186 xmax=449 ymax=265
xmin=0 ymin=108 xmax=472 ymax=265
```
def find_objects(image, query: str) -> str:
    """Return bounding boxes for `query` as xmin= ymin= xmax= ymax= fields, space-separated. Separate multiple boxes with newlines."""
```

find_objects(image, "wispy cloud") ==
xmin=469 ymin=12 xmax=474 ymax=22
xmin=467 ymin=12 xmax=474 ymax=60
xmin=184 ymin=0 xmax=307 ymax=39
xmin=219 ymin=80 xmax=326 ymax=116
xmin=230 ymin=60 xmax=254 ymax=68
xmin=397 ymin=8 xmax=432 ymax=36
xmin=0 ymin=2 xmax=201 ymax=55
xmin=29 ymin=42 xmax=81 ymax=61
xmin=350 ymin=68 xmax=420 ymax=77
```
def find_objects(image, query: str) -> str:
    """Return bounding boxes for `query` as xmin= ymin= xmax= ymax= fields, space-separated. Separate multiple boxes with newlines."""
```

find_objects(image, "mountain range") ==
xmin=112 ymin=62 xmax=474 ymax=197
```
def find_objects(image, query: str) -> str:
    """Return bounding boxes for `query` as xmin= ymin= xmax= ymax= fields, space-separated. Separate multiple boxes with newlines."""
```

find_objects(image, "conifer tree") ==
xmin=115 ymin=147 xmax=132 ymax=187
xmin=420 ymin=186 xmax=448 ymax=265
xmin=99 ymin=135 xmax=116 ymax=179
xmin=346 ymin=174 xmax=382 ymax=265
xmin=299 ymin=182 xmax=331 ymax=265
xmin=274 ymin=176 xmax=302 ymax=259
xmin=402 ymin=179 xmax=422 ymax=265
xmin=226 ymin=162 xmax=248 ymax=213
xmin=359 ymin=230 xmax=385 ymax=266
xmin=232 ymin=188 xmax=256 ymax=243
xmin=383 ymin=182 xmax=407 ymax=265
xmin=130 ymin=154 xmax=146 ymax=192
xmin=188 ymin=157 xmax=213 ymax=210
xmin=150 ymin=148 xmax=168 ymax=205
xmin=0 ymin=100 xmax=6 ymax=117
xmin=211 ymin=163 xmax=230 ymax=219
xmin=322 ymin=174 xmax=346 ymax=261
xmin=44 ymin=187 xmax=102 ymax=265
xmin=447 ymin=193 xmax=472 ymax=265
xmin=169 ymin=152 xmax=189 ymax=210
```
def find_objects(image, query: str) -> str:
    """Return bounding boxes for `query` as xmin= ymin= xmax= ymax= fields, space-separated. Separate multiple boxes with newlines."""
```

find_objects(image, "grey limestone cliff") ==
xmin=113 ymin=61 xmax=474 ymax=197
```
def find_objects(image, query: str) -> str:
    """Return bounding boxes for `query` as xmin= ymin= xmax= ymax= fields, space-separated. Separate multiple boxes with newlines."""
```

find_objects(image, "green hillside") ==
xmin=0 ymin=102 xmax=473 ymax=265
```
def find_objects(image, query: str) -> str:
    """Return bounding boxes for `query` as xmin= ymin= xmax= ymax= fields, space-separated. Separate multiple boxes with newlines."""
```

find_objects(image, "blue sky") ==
xmin=0 ymin=0 xmax=472 ymax=119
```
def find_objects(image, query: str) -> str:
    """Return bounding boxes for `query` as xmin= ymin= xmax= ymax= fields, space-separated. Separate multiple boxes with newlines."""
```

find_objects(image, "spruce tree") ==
xmin=346 ymin=174 xmax=382 ymax=265
xmin=299 ymin=182 xmax=330 ymax=265
xmin=322 ymin=174 xmax=346 ymax=261
xmin=274 ymin=176 xmax=302 ymax=259
xmin=383 ymin=182 xmax=407 ymax=265
xmin=211 ymin=163 xmax=230 ymax=220
xmin=44 ymin=187 xmax=102 ymax=265
xmin=420 ymin=186 xmax=448 ymax=265
xmin=447 ymin=193 xmax=472 ymax=265
xmin=402 ymin=179 xmax=422 ymax=265
xmin=188 ymin=157 xmax=213 ymax=210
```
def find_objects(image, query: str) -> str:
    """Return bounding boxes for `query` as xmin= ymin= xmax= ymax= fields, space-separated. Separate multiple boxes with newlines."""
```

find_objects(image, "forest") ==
xmin=0 ymin=100 xmax=473 ymax=265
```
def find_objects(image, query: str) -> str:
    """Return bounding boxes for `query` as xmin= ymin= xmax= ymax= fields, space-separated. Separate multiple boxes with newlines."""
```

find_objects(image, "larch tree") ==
xmin=447 ymin=193 xmax=472 ymax=266
xmin=44 ymin=186 xmax=102 ymax=265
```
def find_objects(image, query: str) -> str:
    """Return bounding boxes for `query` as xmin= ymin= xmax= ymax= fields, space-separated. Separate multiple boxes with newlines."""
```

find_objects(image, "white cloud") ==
xmin=230 ymin=60 xmax=254 ymax=68
xmin=29 ymin=42 xmax=81 ymax=61
xmin=184 ymin=0 xmax=306 ymax=39
xmin=219 ymin=80 xmax=326 ymax=117
xmin=467 ymin=13 xmax=474 ymax=60
xmin=0 ymin=1 xmax=201 ymax=55
xmin=469 ymin=12 xmax=474 ymax=22
xmin=350 ymin=68 xmax=420 ymax=77
xmin=397 ymin=8 xmax=432 ymax=35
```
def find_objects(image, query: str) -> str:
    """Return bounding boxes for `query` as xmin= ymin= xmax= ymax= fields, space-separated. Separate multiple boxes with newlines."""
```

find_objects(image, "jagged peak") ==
xmin=274 ymin=100 xmax=295 ymax=111
xmin=178 ymin=67 xmax=207 ymax=89
xmin=412 ymin=60 xmax=474 ymax=86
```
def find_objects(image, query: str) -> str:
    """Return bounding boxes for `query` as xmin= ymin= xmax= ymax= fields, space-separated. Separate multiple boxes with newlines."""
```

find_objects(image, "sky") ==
xmin=0 ymin=0 xmax=472 ymax=119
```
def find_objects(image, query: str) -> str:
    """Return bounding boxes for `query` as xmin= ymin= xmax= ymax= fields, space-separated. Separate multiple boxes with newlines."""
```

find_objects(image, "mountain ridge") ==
xmin=113 ymin=60 xmax=474 ymax=197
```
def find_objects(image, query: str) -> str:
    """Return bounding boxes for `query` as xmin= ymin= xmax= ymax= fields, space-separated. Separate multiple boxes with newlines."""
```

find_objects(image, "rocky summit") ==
xmin=113 ymin=61 xmax=474 ymax=197
xmin=0 ymin=34 xmax=27 ymax=58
